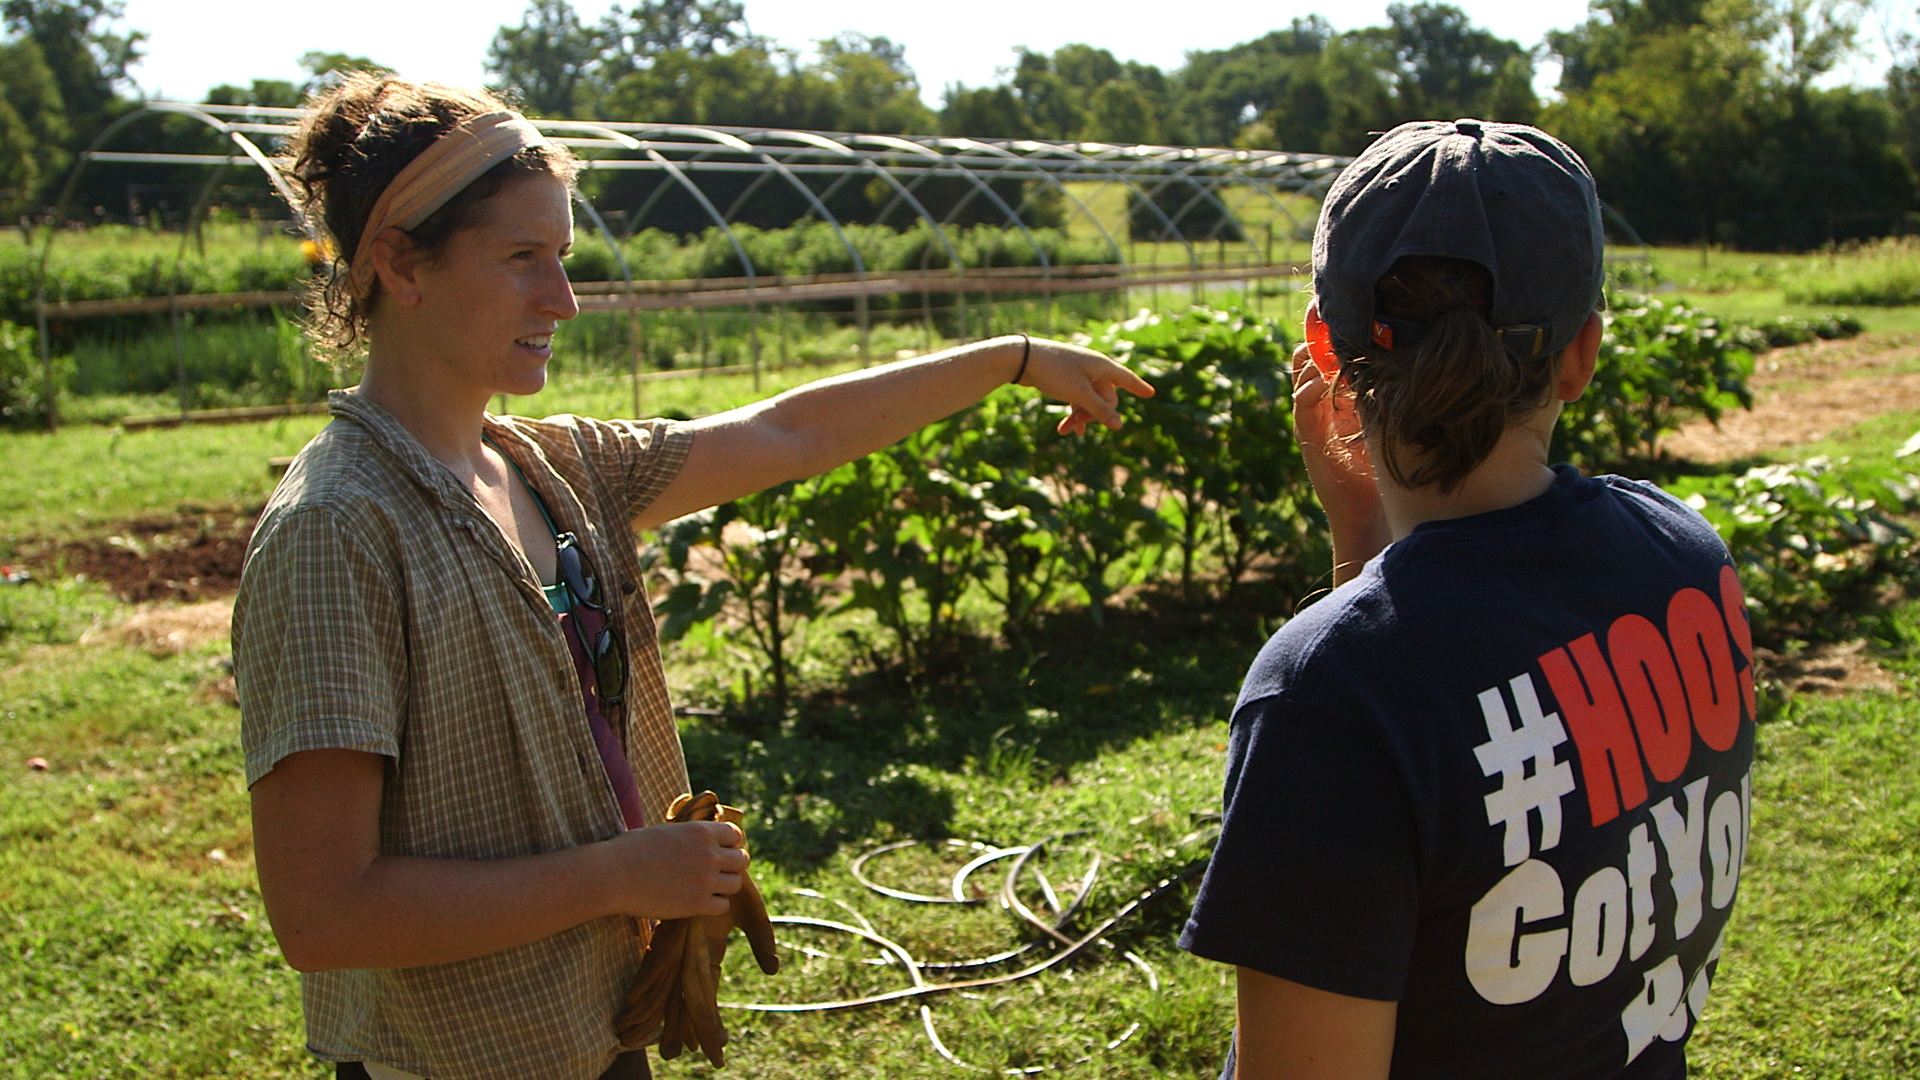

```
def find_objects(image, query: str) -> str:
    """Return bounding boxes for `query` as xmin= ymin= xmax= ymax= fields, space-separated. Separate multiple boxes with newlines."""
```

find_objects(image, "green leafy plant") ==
xmin=1095 ymin=307 xmax=1309 ymax=599
xmin=967 ymin=392 xmax=1068 ymax=644
xmin=1748 ymin=311 xmax=1864 ymax=349
xmin=0 ymin=319 xmax=65 ymax=430
xmin=642 ymin=305 xmax=1320 ymax=697
xmin=1671 ymin=458 xmax=1920 ymax=646
xmin=645 ymin=474 xmax=849 ymax=718
xmin=1557 ymin=294 xmax=1755 ymax=468
xmin=820 ymin=426 xmax=993 ymax=680
xmin=1026 ymin=406 xmax=1164 ymax=628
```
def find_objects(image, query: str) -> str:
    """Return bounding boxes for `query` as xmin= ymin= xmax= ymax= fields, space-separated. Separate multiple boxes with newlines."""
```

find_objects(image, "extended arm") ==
xmin=1233 ymin=967 xmax=1398 ymax=1080
xmin=250 ymin=748 xmax=748 ymax=972
xmin=633 ymin=334 xmax=1152 ymax=530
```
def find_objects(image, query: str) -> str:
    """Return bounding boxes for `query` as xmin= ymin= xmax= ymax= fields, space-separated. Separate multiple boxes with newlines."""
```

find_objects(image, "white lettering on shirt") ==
xmin=1620 ymin=955 xmax=1690 ymax=1064
xmin=1568 ymin=865 xmax=1629 ymax=987
xmin=1627 ymin=822 xmax=1658 ymax=961
xmin=1463 ymin=770 xmax=1750 ymax=1023
xmin=1650 ymin=777 xmax=1710 ymax=940
xmin=1707 ymin=786 xmax=1746 ymax=910
xmin=1465 ymin=858 xmax=1567 ymax=1005
xmin=1474 ymin=675 xmax=1577 ymax=867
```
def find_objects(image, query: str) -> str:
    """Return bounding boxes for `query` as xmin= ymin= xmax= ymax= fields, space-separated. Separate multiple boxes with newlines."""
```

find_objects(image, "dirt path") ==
xmin=1663 ymin=331 xmax=1920 ymax=695
xmin=1662 ymin=332 xmax=1920 ymax=462
xmin=15 ymin=511 xmax=252 ymax=604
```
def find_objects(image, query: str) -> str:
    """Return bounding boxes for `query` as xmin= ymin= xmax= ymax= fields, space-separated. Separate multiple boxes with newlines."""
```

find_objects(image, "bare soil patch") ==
xmin=101 ymin=599 xmax=235 ymax=656
xmin=19 ymin=511 xmax=255 ymax=604
xmin=1755 ymin=639 xmax=1903 ymax=696
xmin=1662 ymin=332 xmax=1920 ymax=462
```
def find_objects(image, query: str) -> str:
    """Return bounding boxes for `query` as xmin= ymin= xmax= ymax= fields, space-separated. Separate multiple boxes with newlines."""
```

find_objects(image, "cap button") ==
xmin=1454 ymin=118 xmax=1483 ymax=137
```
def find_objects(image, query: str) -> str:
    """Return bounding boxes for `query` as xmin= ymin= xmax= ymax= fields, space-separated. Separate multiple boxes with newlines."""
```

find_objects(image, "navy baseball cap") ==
xmin=1311 ymin=118 xmax=1604 ymax=363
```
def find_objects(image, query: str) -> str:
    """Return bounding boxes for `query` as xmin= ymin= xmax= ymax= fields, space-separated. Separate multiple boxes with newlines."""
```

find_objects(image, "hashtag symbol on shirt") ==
xmin=1473 ymin=673 xmax=1577 ymax=866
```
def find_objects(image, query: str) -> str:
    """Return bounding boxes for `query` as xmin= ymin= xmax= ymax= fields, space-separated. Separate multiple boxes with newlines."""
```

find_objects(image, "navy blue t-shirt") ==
xmin=1181 ymin=466 xmax=1757 ymax=1080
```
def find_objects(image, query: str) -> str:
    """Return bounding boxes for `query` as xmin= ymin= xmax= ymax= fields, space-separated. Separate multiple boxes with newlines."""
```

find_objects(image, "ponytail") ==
xmin=1338 ymin=256 xmax=1560 ymax=493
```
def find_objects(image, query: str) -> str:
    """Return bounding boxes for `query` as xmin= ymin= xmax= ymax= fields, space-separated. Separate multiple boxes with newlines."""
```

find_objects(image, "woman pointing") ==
xmin=233 ymin=74 xmax=1151 ymax=1080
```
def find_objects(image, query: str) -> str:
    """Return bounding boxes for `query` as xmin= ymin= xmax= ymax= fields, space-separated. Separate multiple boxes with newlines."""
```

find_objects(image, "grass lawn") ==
xmin=0 ymin=417 xmax=329 ymax=547
xmin=0 ymin=565 xmax=1253 ymax=1077
xmin=3 ymin=570 xmax=1914 ymax=1076
xmin=1687 ymin=688 xmax=1920 ymax=1077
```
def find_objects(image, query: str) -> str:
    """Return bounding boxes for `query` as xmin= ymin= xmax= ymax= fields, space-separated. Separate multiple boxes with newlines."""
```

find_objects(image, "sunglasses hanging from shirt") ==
xmin=554 ymin=530 xmax=629 ymax=706
xmin=486 ymin=436 xmax=629 ymax=709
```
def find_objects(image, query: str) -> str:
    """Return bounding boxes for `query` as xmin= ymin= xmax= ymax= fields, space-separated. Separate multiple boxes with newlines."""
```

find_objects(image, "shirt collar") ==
xmin=327 ymin=388 xmax=492 ymax=518
xmin=325 ymin=388 xmax=583 ymax=536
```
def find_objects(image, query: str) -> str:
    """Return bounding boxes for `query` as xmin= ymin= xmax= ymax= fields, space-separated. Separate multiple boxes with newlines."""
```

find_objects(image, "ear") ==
xmin=367 ymin=226 xmax=427 ymax=308
xmin=1552 ymin=311 xmax=1603 ymax=403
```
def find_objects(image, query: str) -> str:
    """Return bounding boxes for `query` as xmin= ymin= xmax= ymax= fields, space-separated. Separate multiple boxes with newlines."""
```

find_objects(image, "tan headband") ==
xmin=345 ymin=110 xmax=550 ymax=301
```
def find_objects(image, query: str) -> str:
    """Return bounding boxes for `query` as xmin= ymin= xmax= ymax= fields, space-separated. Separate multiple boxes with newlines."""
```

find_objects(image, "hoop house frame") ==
xmin=31 ymin=101 xmax=1351 ymax=426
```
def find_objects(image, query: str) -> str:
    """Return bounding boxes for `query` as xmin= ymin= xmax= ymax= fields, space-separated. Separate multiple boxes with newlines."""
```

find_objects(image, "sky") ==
xmin=121 ymin=0 xmax=1905 ymax=110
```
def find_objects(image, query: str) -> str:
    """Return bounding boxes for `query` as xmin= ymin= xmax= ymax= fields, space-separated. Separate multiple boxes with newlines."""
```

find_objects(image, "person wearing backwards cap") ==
xmin=232 ymin=75 xmax=1151 ymax=1080
xmin=1179 ymin=118 xmax=1758 ymax=1079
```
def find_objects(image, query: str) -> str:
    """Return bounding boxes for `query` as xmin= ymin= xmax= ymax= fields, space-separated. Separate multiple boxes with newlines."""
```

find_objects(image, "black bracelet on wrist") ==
xmin=1012 ymin=333 xmax=1031 ymax=386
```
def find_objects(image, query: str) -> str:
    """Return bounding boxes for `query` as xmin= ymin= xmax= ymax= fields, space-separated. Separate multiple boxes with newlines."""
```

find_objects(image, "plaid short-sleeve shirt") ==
xmin=234 ymin=389 xmax=693 ymax=1080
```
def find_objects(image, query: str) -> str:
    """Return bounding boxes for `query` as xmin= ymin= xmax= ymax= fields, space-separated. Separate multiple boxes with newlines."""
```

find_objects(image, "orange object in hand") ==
xmin=617 ymin=791 xmax=779 ymax=1068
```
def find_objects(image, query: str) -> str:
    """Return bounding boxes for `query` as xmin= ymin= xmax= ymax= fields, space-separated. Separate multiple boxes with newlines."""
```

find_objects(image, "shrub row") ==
xmin=564 ymin=221 xmax=1123 ymax=285
xmin=643 ymin=308 xmax=1315 ymax=712
xmin=1557 ymin=295 xmax=1756 ymax=466
xmin=0 ymin=237 xmax=310 ymax=326
xmin=1746 ymin=311 xmax=1865 ymax=348
xmin=1673 ymin=459 xmax=1920 ymax=646
xmin=2 ymin=222 xmax=1129 ymax=328
xmin=644 ymin=299 xmax=1892 ymax=713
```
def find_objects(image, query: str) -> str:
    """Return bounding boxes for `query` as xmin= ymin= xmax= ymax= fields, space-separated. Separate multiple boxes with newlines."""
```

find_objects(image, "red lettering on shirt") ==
xmin=1540 ymin=634 xmax=1647 ymax=827
xmin=1716 ymin=566 xmax=1758 ymax=723
xmin=1539 ymin=569 xmax=1756 ymax=829
xmin=1667 ymin=588 xmax=1742 ymax=752
xmin=1609 ymin=614 xmax=1692 ymax=785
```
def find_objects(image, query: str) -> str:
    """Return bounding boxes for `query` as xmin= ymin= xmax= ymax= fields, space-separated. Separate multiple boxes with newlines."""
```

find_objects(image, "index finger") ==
xmin=1111 ymin=365 xmax=1156 ymax=399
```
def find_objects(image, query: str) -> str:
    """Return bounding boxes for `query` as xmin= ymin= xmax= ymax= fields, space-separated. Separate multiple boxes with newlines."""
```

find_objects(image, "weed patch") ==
xmin=1784 ymin=239 xmax=1920 ymax=307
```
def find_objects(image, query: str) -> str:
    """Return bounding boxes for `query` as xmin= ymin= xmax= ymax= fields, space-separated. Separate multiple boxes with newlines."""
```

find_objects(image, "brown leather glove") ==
xmin=616 ymin=791 xmax=780 ymax=1066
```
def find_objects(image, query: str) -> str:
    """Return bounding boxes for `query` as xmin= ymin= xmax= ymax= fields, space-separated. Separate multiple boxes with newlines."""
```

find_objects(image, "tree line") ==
xmin=3 ymin=0 xmax=1919 ymax=249
xmin=477 ymin=0 xmax=1539 ymax=159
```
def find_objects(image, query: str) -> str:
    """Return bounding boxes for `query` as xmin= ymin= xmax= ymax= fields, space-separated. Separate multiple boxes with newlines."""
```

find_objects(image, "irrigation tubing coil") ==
xmin=718 ymin=828 xmax=1215 ymax=1074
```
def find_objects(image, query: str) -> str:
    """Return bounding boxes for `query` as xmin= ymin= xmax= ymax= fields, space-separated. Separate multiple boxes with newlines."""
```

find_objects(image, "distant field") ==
xmin=6 ymin=206 xmax=1301 ymax=421
xmin=1058 ymin=181 xmax=1318 ymax=266
xmin=1643 ymin=243 xmax=1920 ymax=336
